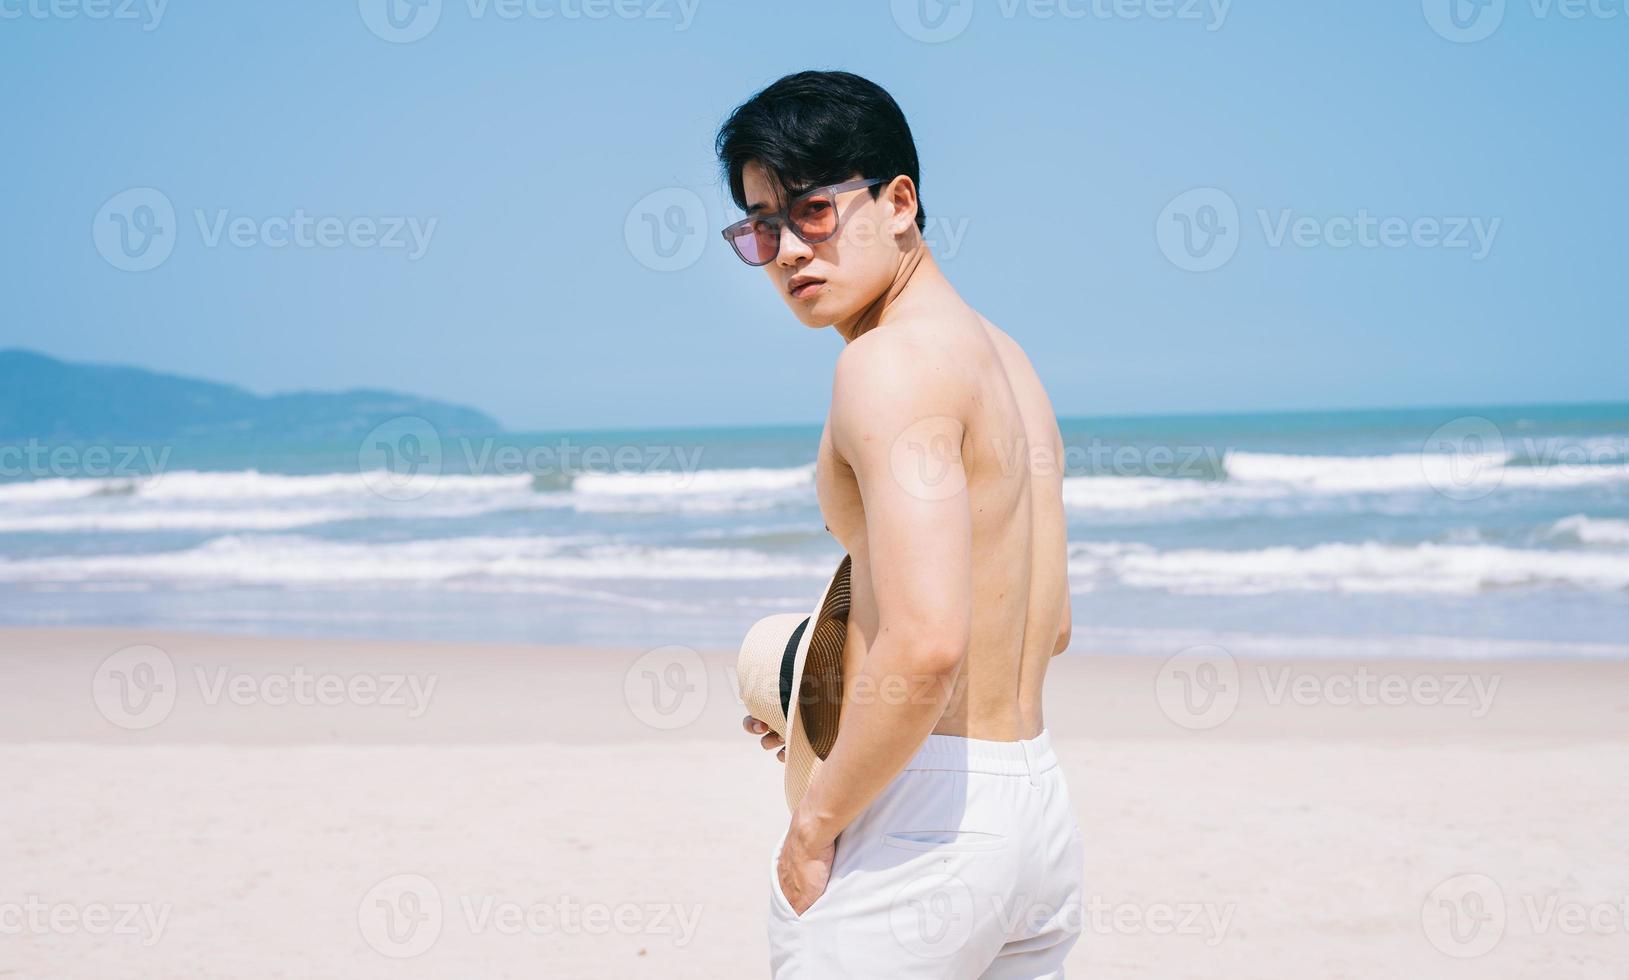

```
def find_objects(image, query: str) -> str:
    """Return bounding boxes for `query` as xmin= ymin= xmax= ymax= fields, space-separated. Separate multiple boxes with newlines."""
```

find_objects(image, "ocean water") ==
xmin=2 ymin=402 xmax=1627 ymax=656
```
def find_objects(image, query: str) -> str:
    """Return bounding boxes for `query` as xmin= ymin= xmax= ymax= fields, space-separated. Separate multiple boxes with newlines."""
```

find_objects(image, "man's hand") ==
xmin=743 ymin=714 xmax=785 ymax=762
xmin=776 ymin=819 xmax=836 ymax=916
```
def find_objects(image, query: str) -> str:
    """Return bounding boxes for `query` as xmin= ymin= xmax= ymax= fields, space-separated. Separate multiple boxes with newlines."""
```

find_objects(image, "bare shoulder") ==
xmin=830 ymin=320 xmax=973 ymax=460
xmin=833 ymin=318 xmax=971 ymax=403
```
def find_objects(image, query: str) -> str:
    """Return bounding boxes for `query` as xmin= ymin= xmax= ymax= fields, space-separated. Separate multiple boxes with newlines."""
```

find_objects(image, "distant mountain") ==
xmin=0 ymin=349 xmax=502 ymax=441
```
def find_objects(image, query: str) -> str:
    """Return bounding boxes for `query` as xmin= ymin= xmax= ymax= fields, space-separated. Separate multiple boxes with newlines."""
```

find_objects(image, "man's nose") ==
xmin=775 ymin=222 xmax=812 ymax=267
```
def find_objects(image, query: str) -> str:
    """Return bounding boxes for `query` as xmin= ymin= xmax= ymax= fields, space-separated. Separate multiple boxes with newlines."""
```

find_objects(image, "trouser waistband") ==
xmin=901 ymin=728 xmax=1057 ymax=777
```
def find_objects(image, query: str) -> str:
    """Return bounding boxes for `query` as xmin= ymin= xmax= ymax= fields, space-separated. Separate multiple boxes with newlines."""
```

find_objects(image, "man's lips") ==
xmin=789 ymin=277 xmax=824 ymax=299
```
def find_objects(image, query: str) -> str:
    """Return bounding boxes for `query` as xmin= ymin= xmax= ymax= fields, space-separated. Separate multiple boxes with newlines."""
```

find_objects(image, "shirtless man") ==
xmin=716 ymin=70 xmax=1084 ymax=978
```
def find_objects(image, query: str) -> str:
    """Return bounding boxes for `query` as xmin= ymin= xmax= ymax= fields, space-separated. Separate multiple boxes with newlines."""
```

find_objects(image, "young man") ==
xmin=717 ymin=70 xmax=1085 ymax=978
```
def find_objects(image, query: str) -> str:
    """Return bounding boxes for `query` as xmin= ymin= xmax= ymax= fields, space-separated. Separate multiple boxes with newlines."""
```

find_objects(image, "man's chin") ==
xmin=787 ymin=297 xmax=853 ymax=329
xmin=785 ymin=304 xmax=833 ymax=328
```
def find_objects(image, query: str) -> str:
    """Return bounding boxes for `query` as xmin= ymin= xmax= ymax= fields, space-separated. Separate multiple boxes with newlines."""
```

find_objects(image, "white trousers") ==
xmin=768 ymin=729 xmax=1085 ymax=979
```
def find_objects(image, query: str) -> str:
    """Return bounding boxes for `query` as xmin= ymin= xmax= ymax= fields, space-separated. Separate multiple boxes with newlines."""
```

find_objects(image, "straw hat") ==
xmin=737 ymin=553 xmax=852 ymax=812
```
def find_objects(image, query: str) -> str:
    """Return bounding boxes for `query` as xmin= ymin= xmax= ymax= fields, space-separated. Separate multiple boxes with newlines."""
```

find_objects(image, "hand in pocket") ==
xmin=776 ymin=825 xmax=836 ymax=917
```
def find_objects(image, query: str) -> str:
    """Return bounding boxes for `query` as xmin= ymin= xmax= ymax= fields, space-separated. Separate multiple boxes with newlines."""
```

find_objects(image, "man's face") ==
xmin=740 ymin=160 xmax=911 ymax=328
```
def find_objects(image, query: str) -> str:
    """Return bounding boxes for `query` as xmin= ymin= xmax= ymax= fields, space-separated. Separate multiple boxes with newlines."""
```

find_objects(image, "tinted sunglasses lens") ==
xmin=727 ymin=220 xmax=777 ymax=265
xmin=790 ymin=191 xmax=838 ymax=242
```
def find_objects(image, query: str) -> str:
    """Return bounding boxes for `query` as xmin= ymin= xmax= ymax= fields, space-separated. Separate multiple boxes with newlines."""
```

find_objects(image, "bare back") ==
xmin=816 ymin=310 xmax=1071 ymax=741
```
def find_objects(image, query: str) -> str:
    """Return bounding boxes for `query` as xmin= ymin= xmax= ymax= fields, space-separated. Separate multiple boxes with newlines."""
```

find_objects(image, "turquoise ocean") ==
xmin=2 ymin=402 xmax=1627 ymax=656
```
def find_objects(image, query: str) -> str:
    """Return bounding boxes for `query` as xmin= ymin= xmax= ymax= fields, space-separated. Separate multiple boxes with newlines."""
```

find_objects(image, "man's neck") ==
xmin=833 ymin=243 xmax=945 ymax=344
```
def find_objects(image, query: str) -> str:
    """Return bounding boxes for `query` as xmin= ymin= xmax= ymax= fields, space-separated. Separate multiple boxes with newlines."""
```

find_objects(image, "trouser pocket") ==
xmin=880 ymin=829 xmax=1008 ymax=852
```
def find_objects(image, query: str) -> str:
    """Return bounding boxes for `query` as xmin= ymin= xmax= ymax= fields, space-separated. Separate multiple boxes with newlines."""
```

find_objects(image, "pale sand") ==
xmin=2 ymin=627 xmax=1627 ymax=978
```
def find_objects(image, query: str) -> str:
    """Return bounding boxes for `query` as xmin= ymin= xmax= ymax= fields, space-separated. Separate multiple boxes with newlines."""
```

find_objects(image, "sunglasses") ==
xmin=720 ymin=177 xmax=888 ymax=266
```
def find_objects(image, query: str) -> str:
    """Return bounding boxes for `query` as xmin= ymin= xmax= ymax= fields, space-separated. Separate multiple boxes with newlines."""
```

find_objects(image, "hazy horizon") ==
xmin=6 ymin=344 xmax=1626 ymax=438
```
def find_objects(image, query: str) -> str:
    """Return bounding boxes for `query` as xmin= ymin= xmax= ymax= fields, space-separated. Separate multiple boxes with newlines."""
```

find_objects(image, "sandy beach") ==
xmin=3 ymin=626 xmax=1627 ymax=978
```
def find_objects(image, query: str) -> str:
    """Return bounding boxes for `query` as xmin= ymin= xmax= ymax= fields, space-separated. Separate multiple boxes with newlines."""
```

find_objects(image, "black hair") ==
xmin=715 ymin=70 xmax=926 ymax=233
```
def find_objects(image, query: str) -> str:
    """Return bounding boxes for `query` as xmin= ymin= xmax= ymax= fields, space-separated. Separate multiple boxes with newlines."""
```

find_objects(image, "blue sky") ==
xmin=2 ymin=0 xmax=1624 ymax=432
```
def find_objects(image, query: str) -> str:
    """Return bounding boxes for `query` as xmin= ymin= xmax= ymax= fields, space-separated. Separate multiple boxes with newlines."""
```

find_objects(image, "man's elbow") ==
xmin=895 ymin=633 xmax=968 ymax=680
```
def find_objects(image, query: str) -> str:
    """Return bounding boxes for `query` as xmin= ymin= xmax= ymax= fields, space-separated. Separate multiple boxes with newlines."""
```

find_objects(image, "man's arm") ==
xmin=790 ymin=336 xmax=973 ymax=851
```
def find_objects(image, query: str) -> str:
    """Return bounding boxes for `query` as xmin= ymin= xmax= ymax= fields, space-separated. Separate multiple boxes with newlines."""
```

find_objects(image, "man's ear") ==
xmin=885 ymin=175 xmax=919 ymax=236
